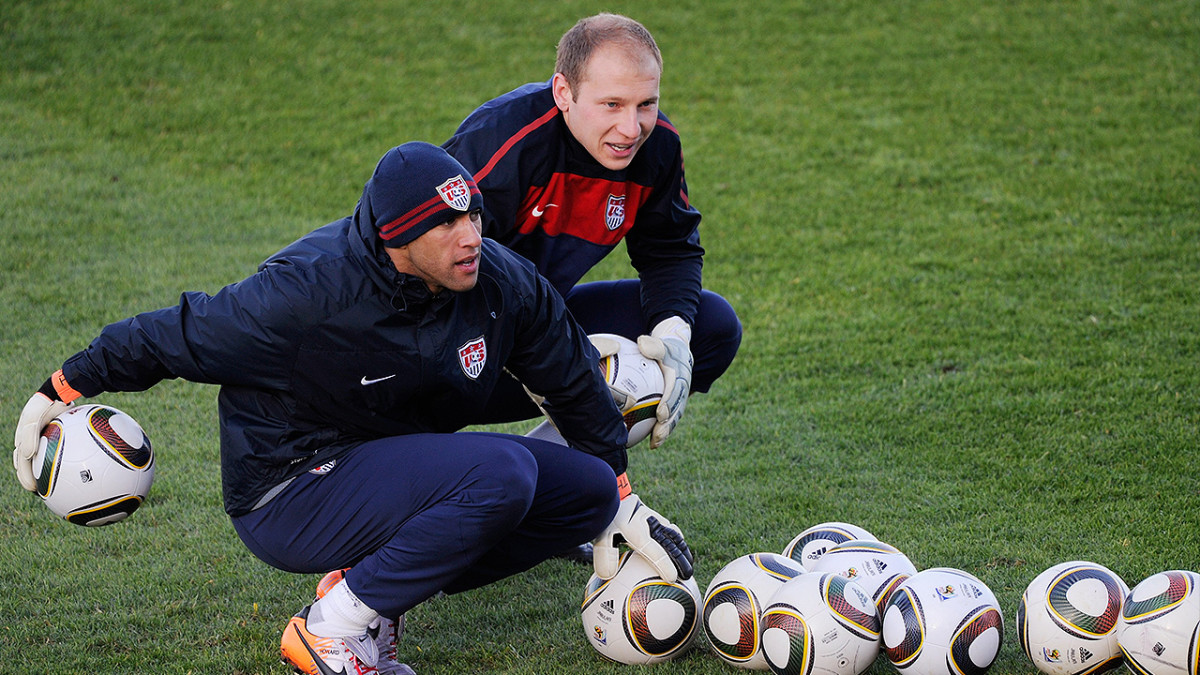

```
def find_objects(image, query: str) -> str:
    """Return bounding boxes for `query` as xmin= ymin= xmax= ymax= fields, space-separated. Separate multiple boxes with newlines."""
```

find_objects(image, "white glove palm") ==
xmin=637 ymin=317 xmax=693 ymax=448
xmin=13 ymin=393 xmax=71 ymax=491
xmin=592 ymin=493 xmax=693 ymax=582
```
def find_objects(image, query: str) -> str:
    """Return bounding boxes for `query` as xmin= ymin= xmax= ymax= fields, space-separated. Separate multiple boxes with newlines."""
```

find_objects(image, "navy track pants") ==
xmin=231 ymin=432 xmax=619 ymax=618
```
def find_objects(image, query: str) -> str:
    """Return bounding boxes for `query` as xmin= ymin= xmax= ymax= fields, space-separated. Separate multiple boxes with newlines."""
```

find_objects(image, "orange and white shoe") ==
xmin=315 ymin=568 xmax=350 ymax=599
xmin=280 ymin=605 xmax=378 ymax=675
xmin=315 ymin=570 xmax=415 ymax=675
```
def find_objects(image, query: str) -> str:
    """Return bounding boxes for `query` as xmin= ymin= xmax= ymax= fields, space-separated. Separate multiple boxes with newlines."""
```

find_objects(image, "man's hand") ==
xmin=637 ymin=317 xmax=693 ymax=448
xmin=13 ymin=392 xmax=70 ymax=491
xmin=592 ymin=493 xmax=693 ymax=582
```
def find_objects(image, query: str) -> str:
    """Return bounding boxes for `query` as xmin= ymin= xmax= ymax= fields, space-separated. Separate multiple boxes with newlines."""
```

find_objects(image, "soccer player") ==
xmin=12 ymin=143 xmax=692 ymax=675
xmin=444 ymin=13 xmax=743 ymax=449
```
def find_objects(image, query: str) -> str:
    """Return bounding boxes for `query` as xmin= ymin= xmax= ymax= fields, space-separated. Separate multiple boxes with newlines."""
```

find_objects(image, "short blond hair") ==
xmin=555 ymin=13 xmax=662 ymax=95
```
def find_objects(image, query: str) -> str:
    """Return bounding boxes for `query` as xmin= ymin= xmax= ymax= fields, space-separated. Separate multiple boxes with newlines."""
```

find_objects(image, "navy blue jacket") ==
xmin=59 ymin=203 xmax=628 ymax=516
xmin=443 ymin=80 xmax=705 ymax=329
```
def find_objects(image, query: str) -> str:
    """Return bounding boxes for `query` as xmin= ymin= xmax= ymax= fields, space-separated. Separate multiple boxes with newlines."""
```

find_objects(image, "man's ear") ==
xmin=551 ymin=72 xmax=573 ymax=112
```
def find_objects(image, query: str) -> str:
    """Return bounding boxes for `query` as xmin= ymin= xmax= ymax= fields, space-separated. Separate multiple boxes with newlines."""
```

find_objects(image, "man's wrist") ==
xmin=616 ymin=472 xmax=632 ymax=500
xmin=41 ymin=369 xmax=82 ymax=404
xmin=651 ymin=316 xmax=692 ymax=344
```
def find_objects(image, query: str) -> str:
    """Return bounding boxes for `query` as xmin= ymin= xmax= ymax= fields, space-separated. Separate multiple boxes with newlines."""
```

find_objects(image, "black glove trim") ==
xmin=38 ymin=377 xmax=60 ymax=402
xmin=646 ymin=516 xmax=695 ymax=580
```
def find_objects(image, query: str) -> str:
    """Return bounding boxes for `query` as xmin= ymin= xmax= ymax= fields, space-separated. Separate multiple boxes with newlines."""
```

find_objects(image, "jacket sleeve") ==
xmin=623 ymin=119 xmax=705 ymax=328
xmin=502 ymin=263 xmax=629 ymax=475
xmin=58 ymin=264 xmax=312 ymax=398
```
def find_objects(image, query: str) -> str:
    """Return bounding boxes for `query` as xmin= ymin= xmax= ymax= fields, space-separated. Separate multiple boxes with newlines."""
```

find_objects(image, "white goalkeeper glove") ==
xmin=637 ymin=317 xmax=693 ymax=448
xmin=592 ymin=492 xmax=694 ymax=583
xmin=588 ymin=333 xmax=623 ymax=362
xmin=13 ymin=372 xmax=79 ymax=491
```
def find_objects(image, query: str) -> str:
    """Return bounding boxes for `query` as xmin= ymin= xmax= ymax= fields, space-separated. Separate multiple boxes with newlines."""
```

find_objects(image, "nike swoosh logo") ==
xmin=360 ymin=374 xmax=396 ymax=386
xmin=531 ymin=203 xmax=558 ymax=217
xmin=293 ymin=623 xmax=349 ymax=675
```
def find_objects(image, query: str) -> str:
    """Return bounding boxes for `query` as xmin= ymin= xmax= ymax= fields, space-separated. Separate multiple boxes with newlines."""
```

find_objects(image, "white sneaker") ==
xmin=318 ymin=569 xmax=415 ymax=675
xmin=280 ymin=605 xmax=378 ymax=675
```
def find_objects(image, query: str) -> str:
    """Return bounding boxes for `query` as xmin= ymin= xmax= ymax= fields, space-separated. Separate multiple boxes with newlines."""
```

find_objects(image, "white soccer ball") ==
xmin=759 ymin=572 xmax=881 ymax=675
xmin=703 ymin=552 xmax=806 ymax=669
xmin=810 ymin=539 xmax=919 ymax=617
xmin=1018 ymin=561 xmax=1129 ymax=675
xmin=882 ymin=567 xmax=1004 ymax=675
xmin=582 ymin=551 xmax=701 ymax=664
xmin=594 ymin=333 xmax=664 ymax=448
xmin=783 ymin=522 xmax=877 ymax=571
xmin=32 ymin=404 xmax=154 ymax=526
xmin=1116 ymin=570 xmax=1200 ymax=675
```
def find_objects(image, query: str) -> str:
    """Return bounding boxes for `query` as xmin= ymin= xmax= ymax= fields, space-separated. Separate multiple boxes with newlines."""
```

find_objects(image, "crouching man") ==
xmin=13 ymin=142 xmax=692 ymax=674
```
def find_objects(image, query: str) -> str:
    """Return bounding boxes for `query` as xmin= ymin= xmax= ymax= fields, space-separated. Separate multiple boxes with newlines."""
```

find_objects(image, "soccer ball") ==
xmin=1018 ymin=561 xmax=1129 ymax=675
xmin=809 ymin=539 xmax=919 ymax=616
xmin=1116 ymin=570 xmax=1200 ymax=675
xmin=582 ymin=551 xmax=701 ymax=664
xmin=703 ymin=552 xmax=806 ymax=669
xmin=783 ymin=522 xmax=877 ymax=570
xmin=759 ymin=572 xmax=881 ymax=675
xmin=33 ymin=404 xmax=154 ymax=526
xmin=594 ymin=333 xmax=664 ymax=448
xmin=882 ymin=567 xmax=1004 ymax=675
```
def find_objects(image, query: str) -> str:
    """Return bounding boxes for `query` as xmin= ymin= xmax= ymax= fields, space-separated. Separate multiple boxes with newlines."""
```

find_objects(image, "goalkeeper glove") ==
xmin=637 ymin=317 xmax=693 ymax=448
xmin=14 ymin=370 xmax=80 ymax=491
xmin=593 ymin=480 xmax=693 ymax=582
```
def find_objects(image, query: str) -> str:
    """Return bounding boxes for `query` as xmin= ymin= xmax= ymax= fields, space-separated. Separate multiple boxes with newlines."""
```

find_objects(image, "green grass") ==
xmin=2 ymin=0 xmax=1197 ymax=673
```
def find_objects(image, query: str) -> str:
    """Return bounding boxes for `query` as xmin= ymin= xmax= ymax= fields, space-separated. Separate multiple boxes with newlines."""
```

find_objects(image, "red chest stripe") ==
xmin=474 ymin=107 xmax=559 ymax=183
xmin=516 ymin=173 xmax=652 ymax=245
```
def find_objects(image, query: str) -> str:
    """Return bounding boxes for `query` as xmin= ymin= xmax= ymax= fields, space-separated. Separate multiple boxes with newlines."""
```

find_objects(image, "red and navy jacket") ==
xmin=443 ymin=80 xmax=705 ymax=329
xmin=55 ymin=199 xmax=628 ymax=516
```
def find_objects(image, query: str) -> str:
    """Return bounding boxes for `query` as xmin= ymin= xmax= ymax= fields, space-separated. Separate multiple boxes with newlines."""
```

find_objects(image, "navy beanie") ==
xmin=368 ymin=142 xmax=483 ymax=247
